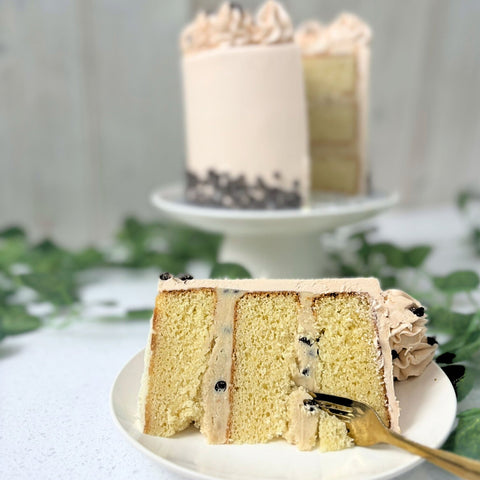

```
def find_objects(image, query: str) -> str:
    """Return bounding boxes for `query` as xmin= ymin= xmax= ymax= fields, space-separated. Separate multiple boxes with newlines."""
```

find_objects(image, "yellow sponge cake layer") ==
xmin=303 ymin=55 xmax=356 ymax=98
xmin=311 ymin=150 xmax=359 ymax=193
xmin=312 ymin=293 xmax=389 ymax=426
xmin=142 ymin=289 xmax=216 ymax=436
xmin=308 ymin=101 xmax=357 ymax=143
xmin=230 ymin=293 xmax=298 ymax=443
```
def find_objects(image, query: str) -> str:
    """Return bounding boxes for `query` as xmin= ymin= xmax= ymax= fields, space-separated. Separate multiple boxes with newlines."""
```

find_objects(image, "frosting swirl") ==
xmin=252 ymin=1 xmax=293 ymax=45
xmin=383 ymin=289 xmax=437 ymax=381
xmin=180 ymin=1 xmax=293 ymax=55
xmin=295 ymin=13 xmax=371 ymax=55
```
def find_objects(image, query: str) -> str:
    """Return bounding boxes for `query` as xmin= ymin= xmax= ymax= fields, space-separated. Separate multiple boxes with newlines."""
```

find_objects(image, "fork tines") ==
xmin=304 ymin=392 xmax=356 ymax=420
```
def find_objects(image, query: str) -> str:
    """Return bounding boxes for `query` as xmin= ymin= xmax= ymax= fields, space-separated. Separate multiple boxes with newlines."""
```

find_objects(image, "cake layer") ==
xmin=137 ymin=277 xmax=432 ymax=452
xmin=311 ymin=149 xmax=362 ymax=194
xmin=140 ymin=289 xmax=216 ymax=436
xmin=303 ymin=55 xmax=357 ymax=98
xmin=308 ymin=100 xmax=358 ymax=143
xmin=312 ymin=293 xmax=389 ymax=426
xmin=230 ymin=292 xmax=298 ymax=442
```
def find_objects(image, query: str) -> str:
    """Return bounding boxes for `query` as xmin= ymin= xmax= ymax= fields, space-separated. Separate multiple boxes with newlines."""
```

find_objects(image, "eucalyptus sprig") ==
xmin=0 ymin=218 xmax=225 ymax=339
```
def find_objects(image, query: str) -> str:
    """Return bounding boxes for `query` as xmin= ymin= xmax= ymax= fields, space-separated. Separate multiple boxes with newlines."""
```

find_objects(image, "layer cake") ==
xmin=181 ymin=2 xmax=310 ymax=209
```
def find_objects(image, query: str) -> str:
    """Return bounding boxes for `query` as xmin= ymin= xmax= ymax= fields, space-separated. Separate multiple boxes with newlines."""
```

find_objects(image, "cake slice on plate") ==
xmin=138 ymin=276 xmax=436 ymax=451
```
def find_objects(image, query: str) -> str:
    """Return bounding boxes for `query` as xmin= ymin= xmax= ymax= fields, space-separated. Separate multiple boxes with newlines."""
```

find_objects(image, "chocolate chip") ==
xmin=436 ymin=352 xmax=456 ymax=365
xmin=392 ymin=349 xmax=399 ymax=360
xmin=185 ymin=170 xmax=302 ymax=209
xmin=441 ymin=364 xmax=466 ymax=394
xmin=303 ymin=399 xmax=319 ymax=412
xmin=214 ymin=380 xmax=227 ymax=392
xmin=410 ymin=306 xmax=425 ymax=317
xmin=299 ymin=336 xmax=313 ymax=347
xmin=178 ymin=273 xmax=194 ymax=281
xmin=159 ymin=272 xmax=172 ymax=280
xmin=301 ymin=368 xmax=310 ymax=376
xmin=427 ymin=336 xmax=438 ymax=346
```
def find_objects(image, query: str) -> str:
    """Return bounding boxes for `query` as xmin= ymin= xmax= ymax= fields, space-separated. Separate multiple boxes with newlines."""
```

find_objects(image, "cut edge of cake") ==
xmin=137 ymin=277 xmax=403 ymax=451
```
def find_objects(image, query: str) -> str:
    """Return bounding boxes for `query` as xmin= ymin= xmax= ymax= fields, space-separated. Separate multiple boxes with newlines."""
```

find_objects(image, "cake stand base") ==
xmin=220 ymin=233 xmax=324 ymax=278
xmin=151 ymin=185 xmax=398 ymax=278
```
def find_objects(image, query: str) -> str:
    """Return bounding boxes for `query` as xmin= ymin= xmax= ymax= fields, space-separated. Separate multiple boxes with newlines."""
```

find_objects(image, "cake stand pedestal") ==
xmin=151 ymin=185 xmax=398 ymax=278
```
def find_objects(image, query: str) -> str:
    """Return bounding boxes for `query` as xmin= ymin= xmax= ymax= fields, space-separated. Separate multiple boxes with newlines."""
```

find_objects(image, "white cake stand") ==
xmin=151 ymin=184 xmax=398 ymax=278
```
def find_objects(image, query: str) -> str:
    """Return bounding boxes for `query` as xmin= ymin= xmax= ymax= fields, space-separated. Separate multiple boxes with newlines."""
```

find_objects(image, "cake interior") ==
xmin=140 ymin=287 xmax=389 ymax=451
xmin=302 ymin=53 xmax=366 ymax=195
xmin=143 ymin=289 xmax=216 ymax=436
xmin=312 ymin=294 xmax=388 ymax=427
xmin=230 ymin=292 xmax=298 ymax=442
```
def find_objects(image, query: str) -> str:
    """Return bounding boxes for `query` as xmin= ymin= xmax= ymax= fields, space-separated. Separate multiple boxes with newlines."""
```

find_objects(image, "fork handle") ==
xmin=384 ymin=430 xmax=480 ymax=480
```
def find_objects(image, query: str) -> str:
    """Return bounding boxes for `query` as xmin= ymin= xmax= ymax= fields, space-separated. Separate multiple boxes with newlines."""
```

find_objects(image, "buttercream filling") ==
xmin=201 ymin=289 xmax=242 ymax=443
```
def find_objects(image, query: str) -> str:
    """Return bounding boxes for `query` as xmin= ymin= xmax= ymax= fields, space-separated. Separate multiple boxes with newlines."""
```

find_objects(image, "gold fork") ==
xmin=306 ymin=392 xmax=480 ymax=480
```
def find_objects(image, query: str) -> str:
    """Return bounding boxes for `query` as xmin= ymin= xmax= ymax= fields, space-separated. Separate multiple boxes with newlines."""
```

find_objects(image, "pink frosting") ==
xmin=383 ymin=290 xmax=437 ymax=381
xmin=295 ymin=13 xmax=371 ymax=55
xmin=180 ymin=1 xmax=293 ymax=55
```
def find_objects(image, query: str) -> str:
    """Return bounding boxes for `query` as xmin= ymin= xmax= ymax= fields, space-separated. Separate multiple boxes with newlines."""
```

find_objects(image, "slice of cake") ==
xmin=295 ymin=14 xmax=371 ymax=195
xmin=181 ymin=2 xmax=310 ymax=209
xmin=138 ymin=277 xmax=435 ymax=451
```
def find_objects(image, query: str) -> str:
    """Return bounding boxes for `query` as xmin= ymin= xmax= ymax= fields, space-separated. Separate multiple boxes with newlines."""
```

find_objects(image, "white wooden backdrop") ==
xmin=1 ymin=0 xmax=480 ymax=247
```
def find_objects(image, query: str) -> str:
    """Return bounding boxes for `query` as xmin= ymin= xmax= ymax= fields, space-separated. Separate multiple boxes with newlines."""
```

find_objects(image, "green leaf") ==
xmin=473 ymin=228 xmax=480 ymax=256
xmin=428 ymin=307 xmax=474 ymax=335
xmin=453 ymin=331 xmax=480 ymax=362
xmin=0 ymin=237 xmax=29 ymax=272
xmin=115 ymin=218 xmax=221 ymax=270
xmin=369 ymin=243 xmax=406 ymax=268
xmin=210 ymin=262 xmax=252 ymax=279
xmin=339 ymin=264 xmax=362 ymax=278
xmin=440 ymin=364 xmax=475 ymax=401
xmin=73 ymin=247 xmax=106 ymax=271
xmin=19 ymin=272 xmax=79 ymax=306
xmin=457 ymin=191 xmax=472 ymax=210
xmin=0 ymin=305 xmax=42 ymax=336
xmin=0 ymin=226 xmax=27 ymax=239
xmin=457 ymin=190 xmax=480 ymax=211
xmin=378 ymin=275 xmax=398 ymax=289
xmin=126 ymin=308 xmax=153 ymax=320
xmin=433 ymin=270 xmax=480 ymax=293
xmin=443 ymin=409 xmax=480 ymax=459
xmin=456 ymin=366 xmax=476 ymax=402
xmin=440 ymin=312 xmax=480 ymax=362
xmin=404 ymin=245 xmax=432 ymax=268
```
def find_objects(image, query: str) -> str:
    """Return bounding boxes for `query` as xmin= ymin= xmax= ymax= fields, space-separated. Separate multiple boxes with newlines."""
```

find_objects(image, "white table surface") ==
xmin=1 ymin=205 xmax=479 ymax=480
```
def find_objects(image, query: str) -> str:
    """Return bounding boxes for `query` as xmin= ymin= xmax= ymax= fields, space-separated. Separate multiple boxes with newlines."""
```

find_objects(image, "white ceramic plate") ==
xmin=111 ymin=351 xmax=456 ymax=480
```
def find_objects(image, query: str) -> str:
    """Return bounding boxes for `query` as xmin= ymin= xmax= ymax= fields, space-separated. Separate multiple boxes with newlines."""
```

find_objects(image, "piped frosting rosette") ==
xmin=252 ymin=1 xmax=293 ymax=45
xmin=383 ymin=289 xmax=437 ymax=381
xmin=295 ymin=13 xmax=371 ymax=55
xmin=180 ymin=1 xmax=293 ymax=55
